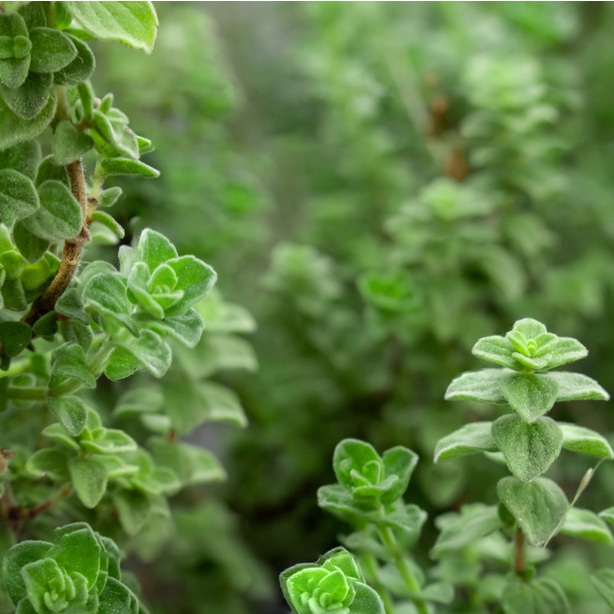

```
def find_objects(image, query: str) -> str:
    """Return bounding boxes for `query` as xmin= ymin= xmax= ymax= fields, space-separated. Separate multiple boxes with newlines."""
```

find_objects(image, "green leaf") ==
xmin=90 ymin=210 xmax=124 ymax=239
xmin=103 ymin=346 xmax=140 ymax=380
xmin=98 ymin=157 xmax=159 ymax=178
xmin=28 ymin=27 xmax=77 ymax=73
xmin=68 ymin=456 xmax=108 ymax=508
xmin=473 ymin=335 xmax=517 ymax=369
xmin=559 ymin=423 xmax=614 ymax=458
xmin=0 ymin=320 xmax=31 ymax=357
xmin=502 ymin=576 xmax=571 ymax=614
xmin=53 ymin=33 xmax=95 ymax=85
xmin=141 ymin=309 xmax=204 ymax=348
xmin=164 ymin=381 xmax=248 ymax=434
xmin=600 ymin=507 xmax=614 ymax=527
xmin=80 ymin=427 xmax=137 ymax=454
xmin=113 ymin=387 xmax=163 ymax=418
xmin=112 ymin=490 xmax=152 ymax=536
xmin=117 ymin=329 xmax=171 ymax=378
xmin=98 ymin=185 xmax=122 ymax=208
xmin=492 ymin=415 xmax=563 ymax=482
xmin=52 ymin=120 xmax=94 ymax=165
xmin=445 ymin=368 xmax=509 ymax=404
xmin=164 ymin=256 xmax=217 ymax=316
xmin=546 ymin=372 xmax=610 ymax=402
xmin=560 ymin=507 xmax=613 ymax=544
xmin=497 ymin=477 xmax=568 ymax=546
xmin=1 ymin=540 xmax=53 ymax=605
xmin=65 ymin=1 xmax=158 ymax=53
xmin=0 ymin=168 xmax=38 ymax=224
xmin=546 ymin=337 xmax=588 ymax=369
xmin=82 ymin=271 xmax=133 ymax=327
xmin=51 ymin=342 xmax=96 ymax=389
xmin=0 ymin=13 xmax=29 ymax=89
xmin=0 ymin=90 xmax=56 ymax=151
xmin=34 ymin=154 xmax=69 ymax=188
xmin=41 ymin=423 xmax=80 ymax=451
xmin=1 ymin=71 xmax=52 ymax=120
xmin=0 ymin=140 xmax=41 ymax=178
xmin=48 ymin=525 xmax=102 ymax=589
xmin=12 ymin=220 xmax=48 ymax=262
xmin=25 ymin=448 xmax=70 ymax=481
xmin=136 ymin=228 xmax=177 ymax=272
xmin=431 ymin=504 xmax=501 ymax=558
xmin=22 ymin=179 xmax=82 ymax=241
xmin=48 ymin=395 xmax=88 ymax=436
xmin=434 ymin=421 xmax=497 ymax=462
xmin=98 ymin=576 xmax=139 ymax=614
xmin=500 ymin=373 xmax=559 ymax=422
xmin=593 ymin=569 xmax=614 ymax=610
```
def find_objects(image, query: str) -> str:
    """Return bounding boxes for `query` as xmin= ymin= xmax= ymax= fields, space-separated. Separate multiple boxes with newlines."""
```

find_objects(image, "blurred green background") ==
xmin=90 ymin=2 xmax=614 ymax=612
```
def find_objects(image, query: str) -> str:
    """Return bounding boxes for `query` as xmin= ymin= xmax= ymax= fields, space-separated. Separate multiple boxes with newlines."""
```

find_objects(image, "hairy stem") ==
xmin=514 ymin=526 xmax=525 ymax=575
xmin=23 ymin=159 xmax=91 ymax=327
xmin=361 ymin=552 xmax=395 ymax=614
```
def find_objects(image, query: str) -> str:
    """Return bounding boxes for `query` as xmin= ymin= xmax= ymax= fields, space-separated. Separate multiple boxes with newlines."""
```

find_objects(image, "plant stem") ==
xmin=23 ymin=159 xmax=91 ymax=327
xmin=361 ymin=552 xmax=396 ymax=614
xmin=6 ymin=386 xmax=47 ymax=401
xmin=377 ymin=524 xmax=429 ymax=614
xmin=514 ymin=526 xmax=525 ymax=575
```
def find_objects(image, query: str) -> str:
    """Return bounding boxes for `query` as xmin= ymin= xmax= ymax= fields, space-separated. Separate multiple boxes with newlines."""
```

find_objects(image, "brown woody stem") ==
xmin=514 ymin=525 xmax=525 ymax=574
xmin=23 ymin=159 xmax=92 ymax=326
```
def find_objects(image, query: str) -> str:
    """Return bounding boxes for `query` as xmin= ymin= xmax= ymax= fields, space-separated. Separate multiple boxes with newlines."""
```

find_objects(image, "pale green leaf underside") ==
xmin=434 ymin=421 xmax=496 ymax=462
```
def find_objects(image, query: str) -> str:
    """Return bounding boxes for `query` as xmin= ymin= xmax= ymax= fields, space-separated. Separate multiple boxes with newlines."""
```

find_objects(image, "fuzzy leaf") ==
xmin=112 ymin=490 xmax=152 ymax=536
xmin=472 ymin=335 xmax=516 ymax=369
xmin=116 ymin=329 xmax=171 ymax=378
xmin=559 ymin=423 xmax=614 ymax=458
xmin=500 ymin=373 xmax=559 ymax=422
xmin=1 ymin=541 xmax=53 ymax=605
xmin=64 ymin=2 xmax=158 ymax=53
xmin=0 ymin=91 xmax=56 ymax=151
xmin=560 ymin=507 xmax=613 ymax=544
xmin=98 ymin=157 xmax=159 ymax=178
xmin=47 ymin=396 xmax=88 ymax=436
xmin=164 ymin=256 xmax=217 ymax=317
xmin=0 ymin=168 xmax=38 ymax=224
xmin=98 ymin=577 xmax=139 ymax=614
xmin=497 ymin=477 xmax=568 ymax=546
xmin=492 ymin=415 xmax=562 ymax=482
xmin=103 ymin=347 xmax=140 ymax=380
xmin=140 ymin=309 xmax=204 ymax=348
xmin=0 ymin=320 xmax=31 ymax=357
xmin=444 ymin=368 xmax=509 ymax=404
xmin=1 ymin=71 xmax=52 ymax=120
xmin=53 ymin=33 xmax=95 ymax=85
xmin=25 ymin=449 xmax=70 ymax=482
xmin=12 ymin=221 xmax=49 ymax=262
xmin=68 ymin=456 xmax=108 ymax=508
xmin=52 ymin=120 xmax=94 ymax=165
xmin=80 ymin=428 xmax=137 ymax=454
xmin=28 ymin=27 xmax=77 ymax=73
xmin=434 ymin=421 xmax=497 ymax=462
xmin=0 ymin=13 xmax=29 ymax=89
xmin=22 ymin=179 xmax=82 ymax=241
xmin=51 ymin=342 xmax=96 ymax=389
xmin=546 ymin=372 xmax=610 ymax=402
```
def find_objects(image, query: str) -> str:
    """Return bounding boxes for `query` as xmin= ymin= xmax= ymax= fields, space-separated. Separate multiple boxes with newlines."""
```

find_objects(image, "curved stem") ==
xmin=361 ymin=552 xmax=396 ymax=614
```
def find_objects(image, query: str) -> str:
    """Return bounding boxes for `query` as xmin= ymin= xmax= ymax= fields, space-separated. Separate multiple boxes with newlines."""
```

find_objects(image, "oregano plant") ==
xmin=0 ymin=3 xmax=254 ymax=613
xmin=281 ymin=318 xmax=614 ymax=613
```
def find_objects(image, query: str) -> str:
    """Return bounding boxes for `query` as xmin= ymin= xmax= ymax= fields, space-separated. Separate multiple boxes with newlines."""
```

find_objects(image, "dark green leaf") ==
xmin=592 ymin=569 xmax=614 ymax=610
xmin=64 ymin=2 xmax=158 ymax=53
xmin=0 ymin=140 xmax=40 ymax=177
xmin=0 ymin=168 xmax=38 ymax=224
xmin=52 ymin=120 xmax=94 ymax=165
xmin=68 ymin=456 xmax=108 ymax=508
xmin=53 ymin=32 xmax=95 ymax=85
xmin=1 ymin=70 xmax=52 ymax=120
xmin=500 ymin=373 xmax=559 ymax=422
xmin=22 ymin=179 xmax=82 ymax=241
xmin=0 ymin=321 xmax=31 ymax=357
xmin=502 ymin=576 xmax=571 ymax=614
xmin=492 ymin=415 xmax=562 ymax=482
xmin=497 ymin=477 xmax=568 ymax=546
xmin=0 ymin=13 xmax=30 ymax=89
xmin=28 ymin=27 xmax=77 ymax=73
xmin=0 ymin=91 xmax=56 ymax=151
xmin=112 ymin=490 xmax=152 ymax=536
xmin=12 ymin=220 xmax=49 ymax=262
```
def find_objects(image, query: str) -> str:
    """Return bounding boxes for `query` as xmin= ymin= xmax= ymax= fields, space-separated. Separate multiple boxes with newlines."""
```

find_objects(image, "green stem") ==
xmin=0 ymin=358 xmax=30 ymax=379
xmin=361 ymin=552 xmax=396 ymax=614
xmin=6 ymin=386 xmax=47 ymax=401
xmin=514 ymin=526 xmax=525 ymax=575
xmin=377 ymin=524 xmax=428 ymax=614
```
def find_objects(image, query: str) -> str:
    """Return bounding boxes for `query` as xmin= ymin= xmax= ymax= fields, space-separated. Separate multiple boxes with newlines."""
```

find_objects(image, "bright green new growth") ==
xmin=2 ymin=522 xmax=140 ymax=614
xmin=280 ymin=547 xmax=385 ymax=614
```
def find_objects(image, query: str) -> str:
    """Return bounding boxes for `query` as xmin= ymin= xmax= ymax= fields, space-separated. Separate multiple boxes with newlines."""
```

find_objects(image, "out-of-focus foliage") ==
xmin=92 ymin=2 xmax=614 ymax=612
